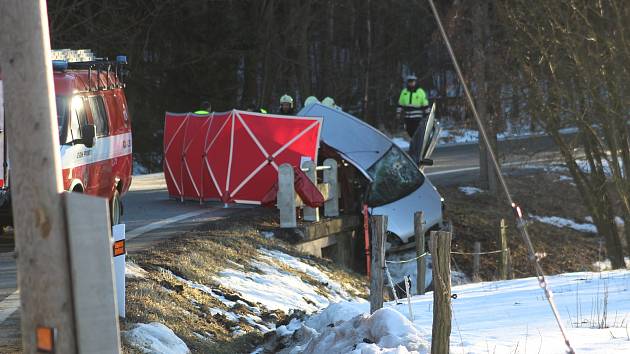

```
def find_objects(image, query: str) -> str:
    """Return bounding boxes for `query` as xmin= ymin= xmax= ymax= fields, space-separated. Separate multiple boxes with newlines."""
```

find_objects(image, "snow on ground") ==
xmin=133 ymin=160 xmax=149 ymax=175
xmin=386 ymin=251 xmax=469 ymax=294
xmin=593 ymin=258 xmax=630 ymax=272
xmin=458 ymin=186 xmax=483 ymax=196
xmin=393 ymin=126 xmax=576 ymax=149
xmin=530 ymin=214 xmax=597 ymax=233
xmin=123 ymin=322 xmax=190 ymax=354
xmin=280 ymin=270 xmax=630 ymax=353
xmin=216 ymin=248 xmax=358 ymax=313
xmin=280 ymin=306 xmax=429 ymax=354
xmin=157 ymin=248 xmax=363 ymax=341
xmin=126 ymin=261 xmax=149 ymax=279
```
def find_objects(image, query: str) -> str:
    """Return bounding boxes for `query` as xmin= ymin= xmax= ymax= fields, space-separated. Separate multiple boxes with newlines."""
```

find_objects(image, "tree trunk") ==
xmin=472 ymin=0 xmax=498 ymax=194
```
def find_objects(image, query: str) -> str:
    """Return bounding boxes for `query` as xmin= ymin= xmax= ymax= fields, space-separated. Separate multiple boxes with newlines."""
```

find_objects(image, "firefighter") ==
xmin=322 ymin=96 xmax=336 ymax=108
xmin=397 ymin=75 xmax=429 ymax=137
xmin=246 ymin=103 xmax=267 ymax=113
xmin=304 ymin=96 xmax=320 ymax=107
xmin=194 ymin=101 xmax=211 ymax=115
xmin=278 ymin=94 xmax=295 ymax=115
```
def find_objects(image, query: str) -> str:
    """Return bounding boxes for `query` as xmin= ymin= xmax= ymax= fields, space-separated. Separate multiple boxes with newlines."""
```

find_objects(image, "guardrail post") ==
xmin=278 ymin=163 xmax=296 ymax=228
xmin=473 ymin=241 xmax=481 ymax=282
xmin=430 ymin=230 xmax=452 ymax=354
xmin=414 ymin=212 xmax=426 ymax=295
xmin=370 ymin=215 xmax=387 ymax=314
xmin=302 ymin=160 xmax=319 ymax=222
xmin=323 ymin=158 xmax=339 ymax=217
xmin=499 ymin=218 xmax=509 ymax=280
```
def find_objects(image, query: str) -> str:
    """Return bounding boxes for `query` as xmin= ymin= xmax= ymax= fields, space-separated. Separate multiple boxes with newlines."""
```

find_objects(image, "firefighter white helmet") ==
xmin=322 ymin=96 xmax=335 ymax=108
xmin=280 ymin=94 xmax=294 ymax=107
xmin=304 ymin=96 xmax=320 ymax=106
xmin=406 ymin=74 xmax=418 ymax=81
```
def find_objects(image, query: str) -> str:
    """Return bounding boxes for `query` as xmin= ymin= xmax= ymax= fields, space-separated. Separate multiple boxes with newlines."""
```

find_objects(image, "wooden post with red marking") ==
xmin=0 ymin=1 xmax=79 ymax=352
xmin=0 ymin=1 xmax=120 ymax=352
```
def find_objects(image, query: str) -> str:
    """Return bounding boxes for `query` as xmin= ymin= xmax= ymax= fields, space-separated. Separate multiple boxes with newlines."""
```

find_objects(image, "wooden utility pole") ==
xmin=414 ymin=212 xmax=426 ymax=295
xmin=429 ymin=231 xmax=452 ymax=354
xmin=0 ymin=1 xmax=77 ymax=352
xmin=369 ymin=215 xmax=386 ymax=314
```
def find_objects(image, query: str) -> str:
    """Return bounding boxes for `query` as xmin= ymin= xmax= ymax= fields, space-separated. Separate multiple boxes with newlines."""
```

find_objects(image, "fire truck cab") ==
xmin=0 ymin=49 xmax=132 ymax=226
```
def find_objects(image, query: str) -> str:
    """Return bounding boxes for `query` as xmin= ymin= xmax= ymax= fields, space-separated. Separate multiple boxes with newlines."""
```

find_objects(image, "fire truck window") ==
xmin=55 ymin=96 xmax=69 ymax=144
xmin=70 ymin=96 xmax=87 ymax=143
xmin=88 ymin=96 xmax=109 ymax=137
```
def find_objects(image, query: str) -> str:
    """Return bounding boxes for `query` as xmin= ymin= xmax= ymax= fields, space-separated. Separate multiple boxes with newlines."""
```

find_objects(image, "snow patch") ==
xmin=123 ymin=322 xmax=190 ymax=354
xmin=592 ymin=257 xmax=630 ymax=271
xmin=126 ymin=261 xmax=149 ymax=279
xmin=530 ymin=214 xmax=597 ymax=233
xmin=216 ymin=257 xmax=345 ymax=313
xmin=284 ymin=269 xmax=630 ymax=353
xmin=280 ymin=306 xmax=428 ymax=354
xmin=392 ymin=137 xmax=410 ymax=151
xmin=458 ymin=186 xmax=483 ymax=196
xmin=386 ymin=252 xmax=468 ymax=294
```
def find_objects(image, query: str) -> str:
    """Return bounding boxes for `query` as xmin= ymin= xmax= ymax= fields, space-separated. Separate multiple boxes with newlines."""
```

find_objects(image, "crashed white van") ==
xmin=298 ymin=103 xmax=444 ymax=246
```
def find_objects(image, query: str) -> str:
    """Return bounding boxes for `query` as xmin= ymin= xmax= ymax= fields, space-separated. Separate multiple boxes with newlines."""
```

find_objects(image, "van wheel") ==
xmin=111 ymin=190 xmax=122 ymax=225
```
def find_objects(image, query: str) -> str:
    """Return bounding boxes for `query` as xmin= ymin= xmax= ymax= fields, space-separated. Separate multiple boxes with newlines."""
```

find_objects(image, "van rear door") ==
xmin=408 ymin=103 xmax=441 ymax=168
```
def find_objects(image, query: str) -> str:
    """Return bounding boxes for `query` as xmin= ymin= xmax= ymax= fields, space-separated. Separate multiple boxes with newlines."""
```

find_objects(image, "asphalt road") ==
xmin=0 ymin=134 xmax=567 ymax=344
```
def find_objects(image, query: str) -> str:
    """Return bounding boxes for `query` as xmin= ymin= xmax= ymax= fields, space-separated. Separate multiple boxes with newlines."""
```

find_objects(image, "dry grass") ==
xmin=122 ymin=207 xmax=367 ymax=353
xmin=444 ymin=171 xmax=603 ymax=280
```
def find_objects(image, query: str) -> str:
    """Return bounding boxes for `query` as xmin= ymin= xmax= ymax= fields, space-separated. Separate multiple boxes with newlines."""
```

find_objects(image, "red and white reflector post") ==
xmin=112 ymin=224 xmax=126 ymax=318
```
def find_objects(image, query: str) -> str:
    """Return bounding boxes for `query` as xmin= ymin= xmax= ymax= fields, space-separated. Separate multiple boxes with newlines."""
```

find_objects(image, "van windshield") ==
xmin=56 ymin=96 xmax=69 ymax=143
xmin=366 ymin=146 xmax=424 ymax=206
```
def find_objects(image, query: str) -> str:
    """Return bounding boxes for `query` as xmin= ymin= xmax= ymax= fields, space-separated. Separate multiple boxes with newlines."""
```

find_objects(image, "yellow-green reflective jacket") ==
xmin=398 ymin=88 xmax=428 ymax=108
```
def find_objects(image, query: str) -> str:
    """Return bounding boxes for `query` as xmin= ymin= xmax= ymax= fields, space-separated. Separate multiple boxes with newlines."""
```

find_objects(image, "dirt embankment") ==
xmin=122 ymin=209 xmax=367 ymax=354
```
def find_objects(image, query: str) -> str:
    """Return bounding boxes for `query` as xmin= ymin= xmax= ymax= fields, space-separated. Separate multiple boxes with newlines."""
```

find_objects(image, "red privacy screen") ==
xmin=163 ymin=110 xmax=322 ymax=204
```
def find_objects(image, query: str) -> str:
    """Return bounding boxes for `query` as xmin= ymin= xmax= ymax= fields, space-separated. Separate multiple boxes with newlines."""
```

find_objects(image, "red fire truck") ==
xmin=0 ymin=49 xmax=132 ymax=226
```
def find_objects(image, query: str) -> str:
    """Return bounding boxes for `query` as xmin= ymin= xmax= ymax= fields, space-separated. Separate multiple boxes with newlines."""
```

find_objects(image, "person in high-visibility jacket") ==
xmin=194 ymin=101 xmax=211 ymax=115
xmin=397 ymin=75 xmax=429 ymax=137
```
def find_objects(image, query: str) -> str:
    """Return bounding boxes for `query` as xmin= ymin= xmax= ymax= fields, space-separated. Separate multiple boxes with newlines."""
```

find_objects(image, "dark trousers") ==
xmin=406 ymin=118 xmax=428 ymax=165
xmin=404 ymin=118 xmax=421 ymax=137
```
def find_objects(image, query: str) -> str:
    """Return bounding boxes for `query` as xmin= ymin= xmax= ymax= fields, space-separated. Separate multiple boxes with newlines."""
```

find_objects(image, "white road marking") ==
xmin=0 ymin=290 xmax=19 ymax=324
xmin=126 ymin=209 xmax=216 ymax=240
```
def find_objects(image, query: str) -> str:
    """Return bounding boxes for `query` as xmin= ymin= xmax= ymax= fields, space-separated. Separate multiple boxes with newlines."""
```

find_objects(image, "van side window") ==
xmin=88 ymin=96 xmax=109 ymax=137
xmin=69 ymin=95 xmax=87 ymax=144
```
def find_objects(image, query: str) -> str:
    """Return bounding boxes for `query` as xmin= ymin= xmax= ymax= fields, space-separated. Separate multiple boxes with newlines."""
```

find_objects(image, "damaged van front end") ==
xmin=299 ymin=103 xmax=444 ymax=246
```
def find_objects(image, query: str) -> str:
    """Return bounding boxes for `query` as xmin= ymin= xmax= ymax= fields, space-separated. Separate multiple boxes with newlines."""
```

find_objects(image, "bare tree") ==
xmin=502 ymin=0 xmax=629 ymax=267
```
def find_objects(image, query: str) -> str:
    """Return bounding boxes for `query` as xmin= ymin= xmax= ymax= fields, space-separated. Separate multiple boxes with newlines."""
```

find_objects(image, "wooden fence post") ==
xmin=414 ymin=212 xmax=426 ymax=295
xmin=370 ymin=215 xmax=387 ymax=314
xmin=499 ymin=218 xmax=509 ymax=280
xmin=473 ymin=241 xmax=481 ymax=282
xmin=430 ymin=231 xmax=452 ymax=354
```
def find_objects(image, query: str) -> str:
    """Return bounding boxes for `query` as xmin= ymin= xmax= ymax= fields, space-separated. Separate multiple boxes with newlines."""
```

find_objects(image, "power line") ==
xmin=425 ymin=1 xmax=575 ymax=353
